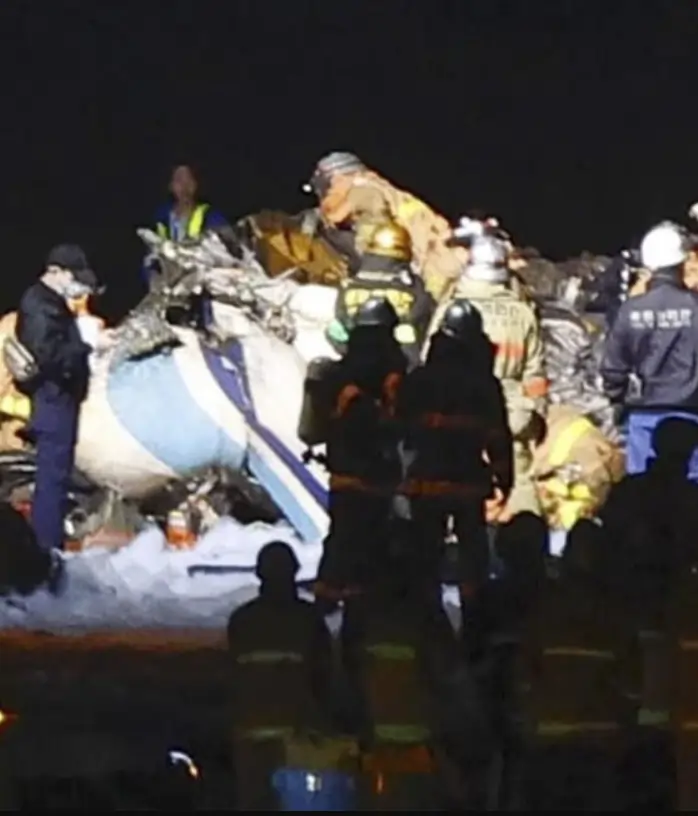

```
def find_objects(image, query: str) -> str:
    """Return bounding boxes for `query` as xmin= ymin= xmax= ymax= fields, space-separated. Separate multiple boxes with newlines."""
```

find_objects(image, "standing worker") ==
xmin=341 ymin=572 xmax=460 ymax=810
xmin=327 ymin=222 xmax=436 ymax=368
xmin=145 ymin=163 xmax=229 ymax=332
xmin=601 ymin=221 xmax=698 ymax=478
xmin=227 ymin=541 xmax=340 ymax=810
xmin=518 ymin=520 xmax=639 ymax=809
xmin=298 ymin=297 xmax=406 ymax=610
xmin=153 ymin=164 xmax=228 ymax=244
xmin=429 ymin=234 xmax=548 ymax=520
xmin=398 ymin=300 xmax=513 ymax=649
xmin=14 ymin=246 xmax=99 ymax=576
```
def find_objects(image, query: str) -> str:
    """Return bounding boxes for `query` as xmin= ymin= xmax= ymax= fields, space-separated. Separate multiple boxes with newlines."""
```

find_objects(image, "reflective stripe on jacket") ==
xmin=328 ymin=372 xmax=402 ymax=492
xmin=156 ymin=203 xmax=210 ymax=240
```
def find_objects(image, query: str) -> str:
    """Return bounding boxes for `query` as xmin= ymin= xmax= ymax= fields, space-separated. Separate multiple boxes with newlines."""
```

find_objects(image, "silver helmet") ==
xmin=302 ymin=151 xmax=366 ymax=195
xmin=465 ymin=235 xmax=509 ymax=283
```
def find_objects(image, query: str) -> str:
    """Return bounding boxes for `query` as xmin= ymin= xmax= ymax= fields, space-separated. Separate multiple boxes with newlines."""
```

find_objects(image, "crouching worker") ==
xmin=341 ymin=570 xmax=459 ymax=810
xmin=227 ymin=542 xmax=355 ymax=810
xmin=298 ymin=297 xmax=406 ymax=612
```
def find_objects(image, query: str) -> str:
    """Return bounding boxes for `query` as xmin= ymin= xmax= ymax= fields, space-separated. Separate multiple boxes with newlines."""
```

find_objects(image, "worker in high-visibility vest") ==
xmin=154 ymin=164 xmax=228 ymax=243
xmin=341 ymin=571 xmax=459 ymax=810
xmin=227 ymin=541 xmax=336 ymax=810
xmin=145 ymin=163 xmax=229 ymax=330
xmin=518 ymin=519 xmax=640 ymax=810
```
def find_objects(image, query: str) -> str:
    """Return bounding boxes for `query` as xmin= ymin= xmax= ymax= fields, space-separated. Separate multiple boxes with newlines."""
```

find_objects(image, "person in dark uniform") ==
xmin=14 ymin=245 xmax=95 ymax=582
xmin=298 ymin=297 xmax=406 ymax=610
xmin=326 ymin=222 xmax=436 ymax=368
xmin=601 ymin=221 xmax=698 ymax=479
xmin=397 ymin=299 xmax=513 ymax=652
xmin=587 ymin=249 xmax=644 ymax=328
xmin=227 ymin=541 xmax=334 ymax=810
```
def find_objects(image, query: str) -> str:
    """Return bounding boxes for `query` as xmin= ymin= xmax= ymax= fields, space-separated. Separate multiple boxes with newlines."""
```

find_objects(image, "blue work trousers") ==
xmin=29 ymin=384 xmax=80 ymax=552
xmin=626 ymin=410 xmax=698 ymax=481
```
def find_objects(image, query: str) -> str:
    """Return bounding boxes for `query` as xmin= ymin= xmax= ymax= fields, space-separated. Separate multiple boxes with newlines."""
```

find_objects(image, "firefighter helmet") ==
xmin=438 ymin=299 xmax=483 ymax=343
xmin=352 ymin=296 xmax=399 ymax=331
xmin=303 ymin=151 xmax=366 ymax=196
xmin=256 ymin=541 xmax=300 ymax=582
xmin=465 ymin=235 xmax=509 ymax=283
xmin=365 ymin=222 xmax=413 ymax=262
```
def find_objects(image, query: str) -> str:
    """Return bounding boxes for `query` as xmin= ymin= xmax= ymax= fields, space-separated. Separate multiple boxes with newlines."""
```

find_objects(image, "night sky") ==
xmin=1 ymin=1 xmax=697 ymax=320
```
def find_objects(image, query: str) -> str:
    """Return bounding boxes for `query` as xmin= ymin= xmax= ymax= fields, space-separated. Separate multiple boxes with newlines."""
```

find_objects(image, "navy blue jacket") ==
xmin=16 ymin=282 xmax=91 ymax=402
xmin=600 ymin=273 xmax=698 ymax=411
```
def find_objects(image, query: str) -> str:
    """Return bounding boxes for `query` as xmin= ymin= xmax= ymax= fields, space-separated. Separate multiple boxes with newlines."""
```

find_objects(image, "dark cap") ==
xmin=46 ymin=244 xmax=102 ymax=291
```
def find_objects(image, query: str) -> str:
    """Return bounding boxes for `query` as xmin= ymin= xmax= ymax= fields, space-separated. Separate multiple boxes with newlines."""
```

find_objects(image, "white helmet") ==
xmin=465 ymin=235 xmax=509 ymax=283
xmin=640 ymin=221 xmax=689 ymax=271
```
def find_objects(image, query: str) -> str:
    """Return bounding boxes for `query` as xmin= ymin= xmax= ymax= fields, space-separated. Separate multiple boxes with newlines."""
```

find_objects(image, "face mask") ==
xmin=64 ymin=281 xmax=92 ymax=299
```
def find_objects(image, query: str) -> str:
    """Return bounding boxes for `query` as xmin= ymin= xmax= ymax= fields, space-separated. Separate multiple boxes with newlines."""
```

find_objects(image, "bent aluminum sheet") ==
xmin=75 ymin=326 xmax=329 ymax=543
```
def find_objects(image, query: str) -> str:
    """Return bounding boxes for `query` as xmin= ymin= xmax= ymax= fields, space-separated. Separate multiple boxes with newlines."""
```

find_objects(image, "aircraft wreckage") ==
xmin=0 ymin=215 xmax=623 ymax=551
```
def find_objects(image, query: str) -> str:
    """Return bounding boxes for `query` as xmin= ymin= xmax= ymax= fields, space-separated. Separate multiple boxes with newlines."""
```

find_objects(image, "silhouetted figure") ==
xmin=298 ymin=297 xmax=406 ymax=611
xmin=227 ymin=541 xmax=333 ymax=810
xmin=341 ymin=570 xmax=459 ymax=810
xmin=481 ymin=511 xmax=551 ymax=810
xmin=518 ymin=517 xmax=639 ymax=810
xmin=398 ymin=299 xmax=513 ymax=655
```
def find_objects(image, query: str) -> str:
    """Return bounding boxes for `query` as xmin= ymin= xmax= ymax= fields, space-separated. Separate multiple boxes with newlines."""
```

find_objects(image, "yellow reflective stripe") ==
xmin=638 ymin=708 xmax=670 ymax=727
xmin=396 ymin=197 xmax=427 ymax=220
xmin=394 ymin=323 xmax=417 ymax=344
xmin=542 ymin=647 xmax=615 ymax=660
xmin=366 ymin=643 xmax=416 ymax=661
xmin=239 ymin=726 xmax=294 ymax=741
xmin=187 ymin=203 xmax=209 ymax=238
xmin=638 ymin=629 xmax=664 ymax=642
xmin=374 ymin=724 xmax=429 ymax=742
xmin=236 ymin=650 xmax=303 ymax=665
xmin=0 ymin=393 xmax=30 ymax=420
xmin=156 ymin=222 xmax=168 ymax=238
xmin=548 ymin=417 xmax=593 ymax=468
xmin=537 ymin=721 xmax=619 ymax=736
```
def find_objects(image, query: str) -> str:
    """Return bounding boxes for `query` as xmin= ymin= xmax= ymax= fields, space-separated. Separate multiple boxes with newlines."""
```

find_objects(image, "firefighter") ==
xmin=340 ymin=569 xmax=460 ymax=810
xmin=667 ymin=551 xmax=698 ymax=811
xmin=518 ymin=519 xmax=639 ymax=810
xmin=326 ymin=221 xmax=436 ymax=368
xmin=398 ymin=299 xmax=513 ymax=652
xmin=429 ymin=234 xmax=548 ymax=520
xmin=227 ymin=541 xmax=335 ymax=810
xmin=298 ymin=296 xmax=406 ymax=610
xmin=302 ymin=151 xmax=461 ymax=299
xmin=601 ymin=221 xmax=698 ymax=479
xmin=446 ymin=214 xmax=533 ymax=302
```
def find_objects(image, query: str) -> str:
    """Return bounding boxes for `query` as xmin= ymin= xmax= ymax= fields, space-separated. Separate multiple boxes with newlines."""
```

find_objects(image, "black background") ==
xmin=2 ymin=1 xmax=697 ymax=319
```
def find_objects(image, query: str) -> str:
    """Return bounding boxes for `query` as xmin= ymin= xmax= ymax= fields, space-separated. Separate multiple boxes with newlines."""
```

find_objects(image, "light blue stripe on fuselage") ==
xmin=106 ymin=351 xmax=245 ymax=476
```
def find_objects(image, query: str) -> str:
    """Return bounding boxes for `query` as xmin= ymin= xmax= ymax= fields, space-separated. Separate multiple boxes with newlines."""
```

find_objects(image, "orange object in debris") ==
xmin=166 ymin=510 xmax=196 ymax=549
